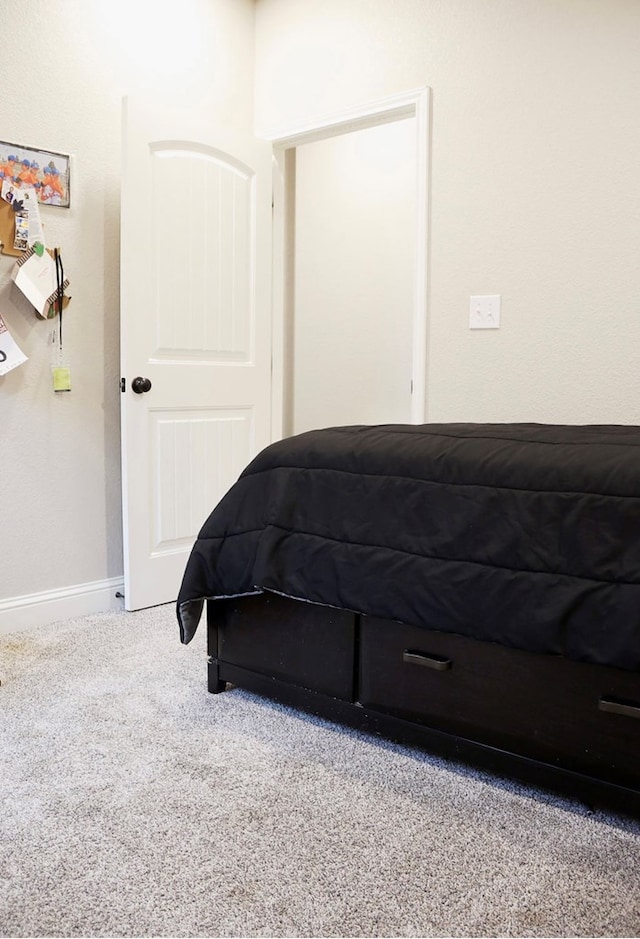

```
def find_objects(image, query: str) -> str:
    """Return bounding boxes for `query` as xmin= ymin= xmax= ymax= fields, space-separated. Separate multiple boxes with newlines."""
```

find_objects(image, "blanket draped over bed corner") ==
xmin=176 ymin=423 xmax=640 ymax=671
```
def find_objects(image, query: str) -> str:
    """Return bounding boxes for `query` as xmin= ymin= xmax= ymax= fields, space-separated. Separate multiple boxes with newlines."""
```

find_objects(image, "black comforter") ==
xmin=176 ymin=423 xmax=640 ymax=670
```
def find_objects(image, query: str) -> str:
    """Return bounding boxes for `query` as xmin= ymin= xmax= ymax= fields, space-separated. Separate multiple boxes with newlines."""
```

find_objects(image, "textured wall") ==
xmin=3 ymin=0 xmax=639 ymax=617
xmin=255 ymin=0 xmax=640 ymax=424
xmin=0 ymin=0 xmax=255 ymax=602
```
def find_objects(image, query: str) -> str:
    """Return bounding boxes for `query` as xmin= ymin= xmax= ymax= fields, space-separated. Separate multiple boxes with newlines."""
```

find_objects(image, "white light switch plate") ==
xmin=469 ymin=295 xmax=501 ymax=329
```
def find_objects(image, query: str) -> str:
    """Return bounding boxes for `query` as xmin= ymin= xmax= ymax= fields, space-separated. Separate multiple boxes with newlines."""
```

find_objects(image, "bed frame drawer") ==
xmin=213 ymin=593 xmax=356 ymax=700
xmin=359 ymin=615 xmax=640 ymax=787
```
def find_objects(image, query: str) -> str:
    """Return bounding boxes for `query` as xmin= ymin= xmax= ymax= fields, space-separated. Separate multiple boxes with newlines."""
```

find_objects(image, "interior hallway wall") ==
xmin=0 ymin=0 xmax=256 ymax=625
xmin=255 ymin=0 xmax=640 ymax=425
xmin=293 ymin=119 xmax=416 ymax=434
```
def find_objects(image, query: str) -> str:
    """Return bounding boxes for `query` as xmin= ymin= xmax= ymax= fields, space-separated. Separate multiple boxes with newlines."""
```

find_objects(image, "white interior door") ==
xmin=120 ymin=97 xmax=272 ymax=611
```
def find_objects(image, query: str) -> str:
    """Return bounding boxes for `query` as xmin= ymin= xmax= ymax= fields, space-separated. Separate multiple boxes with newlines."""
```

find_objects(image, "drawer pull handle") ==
xmin=599 ymin=696 xmax=640 ymax=720
xmin=403 ymin=650 xmax=452 ymax=671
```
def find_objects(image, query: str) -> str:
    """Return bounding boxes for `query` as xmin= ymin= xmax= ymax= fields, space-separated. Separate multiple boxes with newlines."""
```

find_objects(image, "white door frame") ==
xmin=267 ymin=87 xmax=431 ymax=440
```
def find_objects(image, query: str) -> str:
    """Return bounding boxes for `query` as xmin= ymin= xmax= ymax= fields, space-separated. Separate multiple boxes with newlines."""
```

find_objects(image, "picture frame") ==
xmin=0 ymin=140 xmax=70 ymax=208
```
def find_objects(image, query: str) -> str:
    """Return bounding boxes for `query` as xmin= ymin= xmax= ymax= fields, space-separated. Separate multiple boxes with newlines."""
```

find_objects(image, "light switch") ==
xmin=469 ymin=295 xmax=501 ymax=329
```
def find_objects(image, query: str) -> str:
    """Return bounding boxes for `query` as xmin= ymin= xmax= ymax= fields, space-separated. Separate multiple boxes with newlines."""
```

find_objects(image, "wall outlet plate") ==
xmin=469 ymin=295 xmax=501 ymax=329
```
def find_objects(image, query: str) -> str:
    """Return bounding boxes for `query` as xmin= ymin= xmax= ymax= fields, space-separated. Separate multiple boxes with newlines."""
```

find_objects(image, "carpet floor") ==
xmin=1 ymin=604 xmax=639 ymax=938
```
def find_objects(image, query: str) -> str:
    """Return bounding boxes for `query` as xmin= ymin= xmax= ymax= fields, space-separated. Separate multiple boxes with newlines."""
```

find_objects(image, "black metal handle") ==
xmin=403 ymin=650 xmax=452 ymax=671
xmin=132 ymin=376 xmax=152 ymax=394
xmin=599 ymin=696 xmax=640 ymax=720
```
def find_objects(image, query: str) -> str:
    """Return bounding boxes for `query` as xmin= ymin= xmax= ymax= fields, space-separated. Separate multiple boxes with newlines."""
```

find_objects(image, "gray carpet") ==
xmin=1 ymin=606 xmax=639 ymax=939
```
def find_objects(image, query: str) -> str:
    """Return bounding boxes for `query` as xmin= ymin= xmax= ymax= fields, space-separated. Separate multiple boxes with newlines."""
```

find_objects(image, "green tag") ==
xmin=34 ymin=242 xmax=45 ymax=257
xmin=52 ymin=366 xmax=71 ymax=392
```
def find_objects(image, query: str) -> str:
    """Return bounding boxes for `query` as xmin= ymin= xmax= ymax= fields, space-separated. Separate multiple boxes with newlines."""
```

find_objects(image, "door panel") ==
xmin=149 ymin=407 xmax=253 ymax=552
xmin=150 ymin=145 xmax=254 ymax=359
xmin=121 ymin=97 xmax=272 ymax=610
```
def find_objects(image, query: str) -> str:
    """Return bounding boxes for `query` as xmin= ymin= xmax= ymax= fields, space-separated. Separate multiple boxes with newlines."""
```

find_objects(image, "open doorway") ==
xmin=292 ymin=118 xmax=416 ymax=434
xmin=270 ymin=88 xmax=431 ymax=440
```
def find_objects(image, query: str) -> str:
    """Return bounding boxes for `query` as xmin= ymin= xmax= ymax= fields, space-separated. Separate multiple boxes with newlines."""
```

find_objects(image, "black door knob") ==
xmin=131 ymin=376 xmax=152 ymax=394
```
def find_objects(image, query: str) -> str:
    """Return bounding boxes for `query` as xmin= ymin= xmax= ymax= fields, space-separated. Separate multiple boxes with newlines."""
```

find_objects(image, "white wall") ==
xmin=0 ymin=0 xmax=256 ymax=629
xmin=255 ymin=0 xmax=640 ymax=425
xmin=293 ymin=119 xmax=416 ymax=433
xmin=3 ymin=0 xmax=640 ymax=631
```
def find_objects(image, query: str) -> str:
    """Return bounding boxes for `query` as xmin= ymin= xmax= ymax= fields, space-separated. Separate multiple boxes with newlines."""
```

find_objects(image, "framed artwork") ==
xmin=0 ymin=140 xmax=70 ymax=208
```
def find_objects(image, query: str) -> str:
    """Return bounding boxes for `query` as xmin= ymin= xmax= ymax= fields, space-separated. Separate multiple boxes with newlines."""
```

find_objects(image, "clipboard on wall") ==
xmin=0 ymin=198 xmax=24 ymax=257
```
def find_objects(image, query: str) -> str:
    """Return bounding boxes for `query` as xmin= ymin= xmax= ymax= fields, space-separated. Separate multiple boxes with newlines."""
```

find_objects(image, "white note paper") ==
xmin=12 ymin=248 xmax=55 ymax=315
xmin=0 ymin=312 xmax=28 ymax=375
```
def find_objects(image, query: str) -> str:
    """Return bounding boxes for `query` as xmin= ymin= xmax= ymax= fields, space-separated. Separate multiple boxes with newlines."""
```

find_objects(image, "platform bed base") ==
xmin=206 ymin=594 xmax=640 ymax=818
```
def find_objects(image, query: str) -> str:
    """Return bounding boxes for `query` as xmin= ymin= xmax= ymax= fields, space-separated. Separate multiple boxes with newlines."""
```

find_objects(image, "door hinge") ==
xmin=120 ymin=377 xmax=126 ymax=392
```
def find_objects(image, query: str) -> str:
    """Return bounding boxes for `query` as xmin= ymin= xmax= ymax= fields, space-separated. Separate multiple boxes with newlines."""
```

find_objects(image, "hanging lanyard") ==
xmin=54 ymin=247 xmax=64 ymax=354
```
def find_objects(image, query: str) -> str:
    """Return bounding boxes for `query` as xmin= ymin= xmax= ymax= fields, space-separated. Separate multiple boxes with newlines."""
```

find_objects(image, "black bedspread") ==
xmin=176 ymin=423 xmax=640 ymax=670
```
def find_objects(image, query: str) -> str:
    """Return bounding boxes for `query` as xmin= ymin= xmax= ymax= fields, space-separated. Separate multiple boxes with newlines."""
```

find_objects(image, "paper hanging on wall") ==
xmin=13 ymin=212 xmax=28 ymax=251
xmin=11 ymin=245 xmax=69 ymax=318
xmin=0 ymin=182 xmax=46 ymax=255
xmin=0 ymin=312 xmax=27 ymax=375
xmin=20 ymin=187 xmax=46 ymax=247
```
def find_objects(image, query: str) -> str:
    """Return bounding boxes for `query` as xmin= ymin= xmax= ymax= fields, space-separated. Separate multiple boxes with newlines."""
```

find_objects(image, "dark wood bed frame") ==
xmin=206 ymin=592 xmax=640 ymax=817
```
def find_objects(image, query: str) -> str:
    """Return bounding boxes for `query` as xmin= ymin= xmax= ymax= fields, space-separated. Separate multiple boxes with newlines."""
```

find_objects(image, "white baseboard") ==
xmin=0 ymin=577 xmax=125 ymax=635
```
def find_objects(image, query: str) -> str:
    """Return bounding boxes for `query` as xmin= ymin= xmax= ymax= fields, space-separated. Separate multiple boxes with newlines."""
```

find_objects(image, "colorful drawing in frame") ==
xmin=0 ymin=141 xmax=70 ymax=207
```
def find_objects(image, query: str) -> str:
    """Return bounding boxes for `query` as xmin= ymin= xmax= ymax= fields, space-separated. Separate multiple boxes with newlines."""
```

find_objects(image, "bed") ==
xmin=176 ymin=423 xmax=640 ymax=815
